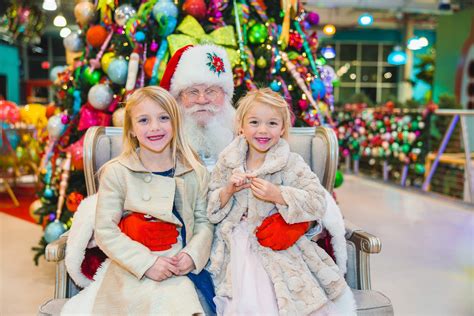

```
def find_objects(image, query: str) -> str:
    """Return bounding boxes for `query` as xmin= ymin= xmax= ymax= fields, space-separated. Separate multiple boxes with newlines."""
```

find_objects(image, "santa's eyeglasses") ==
xmin=181 ymin=86 xmax=223 ymax=102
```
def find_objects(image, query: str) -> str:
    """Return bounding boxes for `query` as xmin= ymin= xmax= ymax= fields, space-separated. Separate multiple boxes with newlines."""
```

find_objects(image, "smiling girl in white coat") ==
xmin=207 ymin=88 xmax=356 ymax=315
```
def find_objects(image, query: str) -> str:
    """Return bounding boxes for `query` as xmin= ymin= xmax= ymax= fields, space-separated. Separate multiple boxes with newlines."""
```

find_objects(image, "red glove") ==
xmin=256 ymin=213 xmax=310 ymax=251
xmin=118 ymin=213 xmax=179 ymax=251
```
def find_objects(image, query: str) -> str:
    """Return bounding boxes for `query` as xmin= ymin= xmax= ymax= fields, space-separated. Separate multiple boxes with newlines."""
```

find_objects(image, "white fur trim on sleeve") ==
xmin=321 ymin=190 xmax=348 ymax=275
xmin=65 ymin=194 xmax=98 ymax=288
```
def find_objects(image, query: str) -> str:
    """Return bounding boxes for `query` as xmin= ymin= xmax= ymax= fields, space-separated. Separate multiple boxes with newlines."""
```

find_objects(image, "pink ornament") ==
xmin=342 ymin=148 xmax=350 ymax=157
xmin=78 ymin=104 xmax=112 ymax=131
xmin=61 ymin=115 xmax=70 ymax=124
xmin=0 ymin=100 xmax=20 ymax=124
xmin=66 ymin=136 xmax=85 ymax=170
xmin=150 ymin=41 xmax=159 ymax=52
xmin=298 ymin=99 xmax=308 ymax=111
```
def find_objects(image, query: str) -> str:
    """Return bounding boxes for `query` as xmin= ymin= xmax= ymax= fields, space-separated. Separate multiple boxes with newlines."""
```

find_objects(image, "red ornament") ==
xmin=66 ymin=192 xmax=85 ymax=212
xmin=45 ymin=104 xmax=56 ymax=118
xmin=183 ymin=0 xmax=207 ymax=21
xmin=86 ymin=25 xmax=108 ymax=49
xmin=289 ymin=30 xmax=303 ymax=50
xmin=144 ymin=57 xmax=157 ymax=78
xmin=66 ymin=137 xmax=85 ymax=171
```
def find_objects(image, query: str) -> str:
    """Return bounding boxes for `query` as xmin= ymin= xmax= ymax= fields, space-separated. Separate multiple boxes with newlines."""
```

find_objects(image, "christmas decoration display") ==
xmin=32 ymin=0 xmax=337 ymax=262
xmin=335 ymin=101 xmax=435 ymax=186
xmin=0 ymin=2 xmax=45 ymax=45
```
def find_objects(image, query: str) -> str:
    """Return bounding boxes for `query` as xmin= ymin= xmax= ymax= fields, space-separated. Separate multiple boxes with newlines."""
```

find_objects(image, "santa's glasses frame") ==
xmin=180 ymin=85 xmax=224 ymax=103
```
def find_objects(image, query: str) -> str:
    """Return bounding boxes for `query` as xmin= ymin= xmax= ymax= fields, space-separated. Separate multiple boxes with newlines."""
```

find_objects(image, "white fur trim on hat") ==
xmin=65 ymin=194 xmax=98 ymax=288
xmin=169 ymin=44 xmax=234 ymax=98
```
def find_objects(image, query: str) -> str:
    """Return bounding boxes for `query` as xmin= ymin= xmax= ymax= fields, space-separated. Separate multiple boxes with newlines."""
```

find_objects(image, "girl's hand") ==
xmin=173 ymin=252 xmax=196 ymax=275
xmin=226 ymin=172 xmax=252 ymax=194
xmin=250 ymin=177 xmax=286 ymax=205
xmin=145 ymin=257 xmax=179 ymax=282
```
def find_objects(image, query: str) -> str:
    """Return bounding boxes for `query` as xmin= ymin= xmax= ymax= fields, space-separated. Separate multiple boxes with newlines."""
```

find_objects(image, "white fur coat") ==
xmin=207 ymin=136 xmax=351 ymax=315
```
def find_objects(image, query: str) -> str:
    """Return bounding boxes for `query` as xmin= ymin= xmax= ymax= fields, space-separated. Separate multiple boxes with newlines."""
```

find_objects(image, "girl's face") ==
xmin=130 ymin=98 xmax=173 ymax=155
xmin=240 ymin=102 xmax=285 ymax=154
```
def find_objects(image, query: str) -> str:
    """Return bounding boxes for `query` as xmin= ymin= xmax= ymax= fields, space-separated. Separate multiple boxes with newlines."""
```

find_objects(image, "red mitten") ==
xmin=256 ymin=213 xmax=310 ymax=251
xmin=118 ymin=213 xmax=179 ymax=251
xmin=81 ymin=247 xmax=107 ymax=280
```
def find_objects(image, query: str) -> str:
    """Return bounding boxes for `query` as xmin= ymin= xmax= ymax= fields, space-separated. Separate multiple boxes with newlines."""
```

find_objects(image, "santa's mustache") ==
xmin=184 ymin=104 xmax=220 ymax=114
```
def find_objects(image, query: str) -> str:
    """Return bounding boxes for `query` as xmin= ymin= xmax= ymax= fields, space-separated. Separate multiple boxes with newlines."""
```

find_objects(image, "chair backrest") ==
xmin=83 ymin=126 xmax=339 ymax=195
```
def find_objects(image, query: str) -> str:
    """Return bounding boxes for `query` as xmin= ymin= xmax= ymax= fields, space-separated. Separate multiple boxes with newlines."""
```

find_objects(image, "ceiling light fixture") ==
xmin=54 ymin=14 xmax=67 ymax=27
xmin=60 ymin=27 xmax=71 ymax=38
xmin=323 ymin=24 xmax=336 ymax=36
xmin=387 ymin=46 xmax=406 ymax=65
xmin=358 ymin=13 xmax=373 ymax=26
xmin=321 ymin=45 xmax=336 ymax=59
xmin=42 ymin=0 xmax=57 ymax=11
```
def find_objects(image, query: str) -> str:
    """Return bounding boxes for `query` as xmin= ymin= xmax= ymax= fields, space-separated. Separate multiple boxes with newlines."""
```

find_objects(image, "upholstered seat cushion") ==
xmin=353 ymin=289 xmax=394 ymax=315
xmin=38 ymin=290 xmax=393 ymax=316
xmin=38 ymin=298 xmax=67 ymax=316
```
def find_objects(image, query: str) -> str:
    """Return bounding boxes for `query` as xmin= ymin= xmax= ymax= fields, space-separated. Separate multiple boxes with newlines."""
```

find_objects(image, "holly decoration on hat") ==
xmin=206 ymin=52 xmax=226 ymax=76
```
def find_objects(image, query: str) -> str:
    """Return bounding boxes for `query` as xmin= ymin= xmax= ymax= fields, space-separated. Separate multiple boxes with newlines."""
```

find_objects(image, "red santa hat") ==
xmin=160 ymin=44 xmax=234 ymax=98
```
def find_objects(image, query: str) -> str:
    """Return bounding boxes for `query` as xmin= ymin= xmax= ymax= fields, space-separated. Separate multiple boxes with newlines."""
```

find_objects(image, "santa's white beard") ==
xmin=183 ymin=101 xmax=235 ymax=160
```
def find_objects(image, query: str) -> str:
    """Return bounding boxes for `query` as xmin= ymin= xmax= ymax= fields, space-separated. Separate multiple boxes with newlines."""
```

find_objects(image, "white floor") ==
xmin=337 ymin=175 xmax=474 ymax=316
xmin=0 ymin=175 xmax=473 ymax=315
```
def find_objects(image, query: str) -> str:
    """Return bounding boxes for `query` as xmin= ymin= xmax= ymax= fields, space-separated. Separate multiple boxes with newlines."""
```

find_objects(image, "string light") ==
xmin=323 ymin=24 xmax=336 ymax=36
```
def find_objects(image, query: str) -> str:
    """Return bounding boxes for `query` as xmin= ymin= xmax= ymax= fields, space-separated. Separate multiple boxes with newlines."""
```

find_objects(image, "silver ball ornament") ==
xmin=114 ymin=4 xmax=136 ymax=26
xmin=112 ymin=107 xmax=125 ymax=127
xmin=88 ymin=84 xmax=113 ymax=111
xmin=74 ymin=1 xmax=96 ymax=25
xmin=107 ymin=58 xmax=128 ymax=85
xmin=47 ymin=115 xmax=66 ymax=140
xmin=63 ymin=32 xmax=84 ymax=52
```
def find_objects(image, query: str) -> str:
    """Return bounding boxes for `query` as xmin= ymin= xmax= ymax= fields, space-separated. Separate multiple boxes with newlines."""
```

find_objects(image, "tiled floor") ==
xmin=0 ymin=175 xmax=473 ymax=315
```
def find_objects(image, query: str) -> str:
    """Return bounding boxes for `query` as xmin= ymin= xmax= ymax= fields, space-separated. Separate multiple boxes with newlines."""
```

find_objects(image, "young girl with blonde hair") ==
xmin=207 ymin=88 xmax=356 ymax=315
xmin=61 ymin=86 xmax=215 ymax=315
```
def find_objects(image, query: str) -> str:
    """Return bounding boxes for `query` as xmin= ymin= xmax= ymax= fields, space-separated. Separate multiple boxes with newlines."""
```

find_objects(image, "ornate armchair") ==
xmin=40 ymin=126 xmax=393 ymax=315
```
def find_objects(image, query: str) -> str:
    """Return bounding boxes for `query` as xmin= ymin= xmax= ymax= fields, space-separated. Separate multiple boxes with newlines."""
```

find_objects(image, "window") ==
xmin=323 ymin=42 xmax=400 ymax=104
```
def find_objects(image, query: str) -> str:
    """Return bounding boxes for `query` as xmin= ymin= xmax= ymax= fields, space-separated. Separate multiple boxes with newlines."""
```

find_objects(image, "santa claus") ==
xmin=160 ymin=44 xmax=236 ymax=170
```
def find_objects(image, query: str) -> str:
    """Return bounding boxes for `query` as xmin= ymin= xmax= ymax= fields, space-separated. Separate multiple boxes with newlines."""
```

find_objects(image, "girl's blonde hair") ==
xmin=235 ymin=87 xmax=291 ymax=139
xmin=122 ymin=86 xmax=206 ymax=182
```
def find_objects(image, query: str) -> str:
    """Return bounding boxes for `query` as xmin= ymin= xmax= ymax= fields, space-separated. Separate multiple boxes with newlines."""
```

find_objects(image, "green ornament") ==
xmin=248 ymin=23 xmax=268 ymax=45
xmin=84 ymin=67 xmax=102 ymax=85
xmin=316 ymin=57 xmax=326 ymax=65
xmin=414 ymin=163 xmax=425 ymax=175
xmin=287 ymin=51 xmax=299 ymax=60
xmin=402 ymin=144 xmax=410 ymax=154
xmin=411 ymin=121 xmax=418 ymax=130
xmin=256 ymin=56 xmax=267 ymax=68
xmin=334 ymin=170 xmax=344 ymax=188
xmin=332 ymin=79 xmax=340 ymax=87
xmin=67 ymin=87 xmax=75 ymax=95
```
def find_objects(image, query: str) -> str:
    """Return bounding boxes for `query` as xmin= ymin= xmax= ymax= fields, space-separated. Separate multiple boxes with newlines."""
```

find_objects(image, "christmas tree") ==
xmin=32 ymin=0 xmax=338 ymax=262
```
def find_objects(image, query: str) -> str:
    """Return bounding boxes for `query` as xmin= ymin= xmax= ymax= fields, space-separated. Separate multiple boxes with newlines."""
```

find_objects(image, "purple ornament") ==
xmin=306 ymin=12 xmax=320 ymax=26
xmin=49 ymin=213 xmax=56 ymax=221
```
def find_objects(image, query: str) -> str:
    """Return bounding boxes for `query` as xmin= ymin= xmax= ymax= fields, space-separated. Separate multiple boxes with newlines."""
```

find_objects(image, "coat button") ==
xmin=144 ymin=175 xmax=152 ymax=183
xmin=142 ymin=194 xmax=151 ymax=201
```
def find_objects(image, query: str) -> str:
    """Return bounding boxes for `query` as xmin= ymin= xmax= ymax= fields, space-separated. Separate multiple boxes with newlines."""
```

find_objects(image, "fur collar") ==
xmin=218 ymin=135 xmax=290 ymax=176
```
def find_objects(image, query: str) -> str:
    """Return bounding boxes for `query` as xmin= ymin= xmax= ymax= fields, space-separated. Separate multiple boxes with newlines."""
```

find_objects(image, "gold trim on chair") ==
xmin=315 ymin=127 xmax=339 ymax=193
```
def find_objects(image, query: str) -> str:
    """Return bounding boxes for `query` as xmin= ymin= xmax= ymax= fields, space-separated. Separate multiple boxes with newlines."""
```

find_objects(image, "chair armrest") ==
xmin=345 ymin=221 xmax=381 ymax=254
xmin=45 ymin=232 xmax=68 ymax=262
xmin=344 ymin=220 xmax=382 ymax=290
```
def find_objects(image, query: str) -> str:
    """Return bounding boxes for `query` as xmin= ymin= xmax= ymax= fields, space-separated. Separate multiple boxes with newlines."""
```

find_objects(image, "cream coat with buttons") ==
xmin=62 ymin=152 xmax=213 ymax=315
